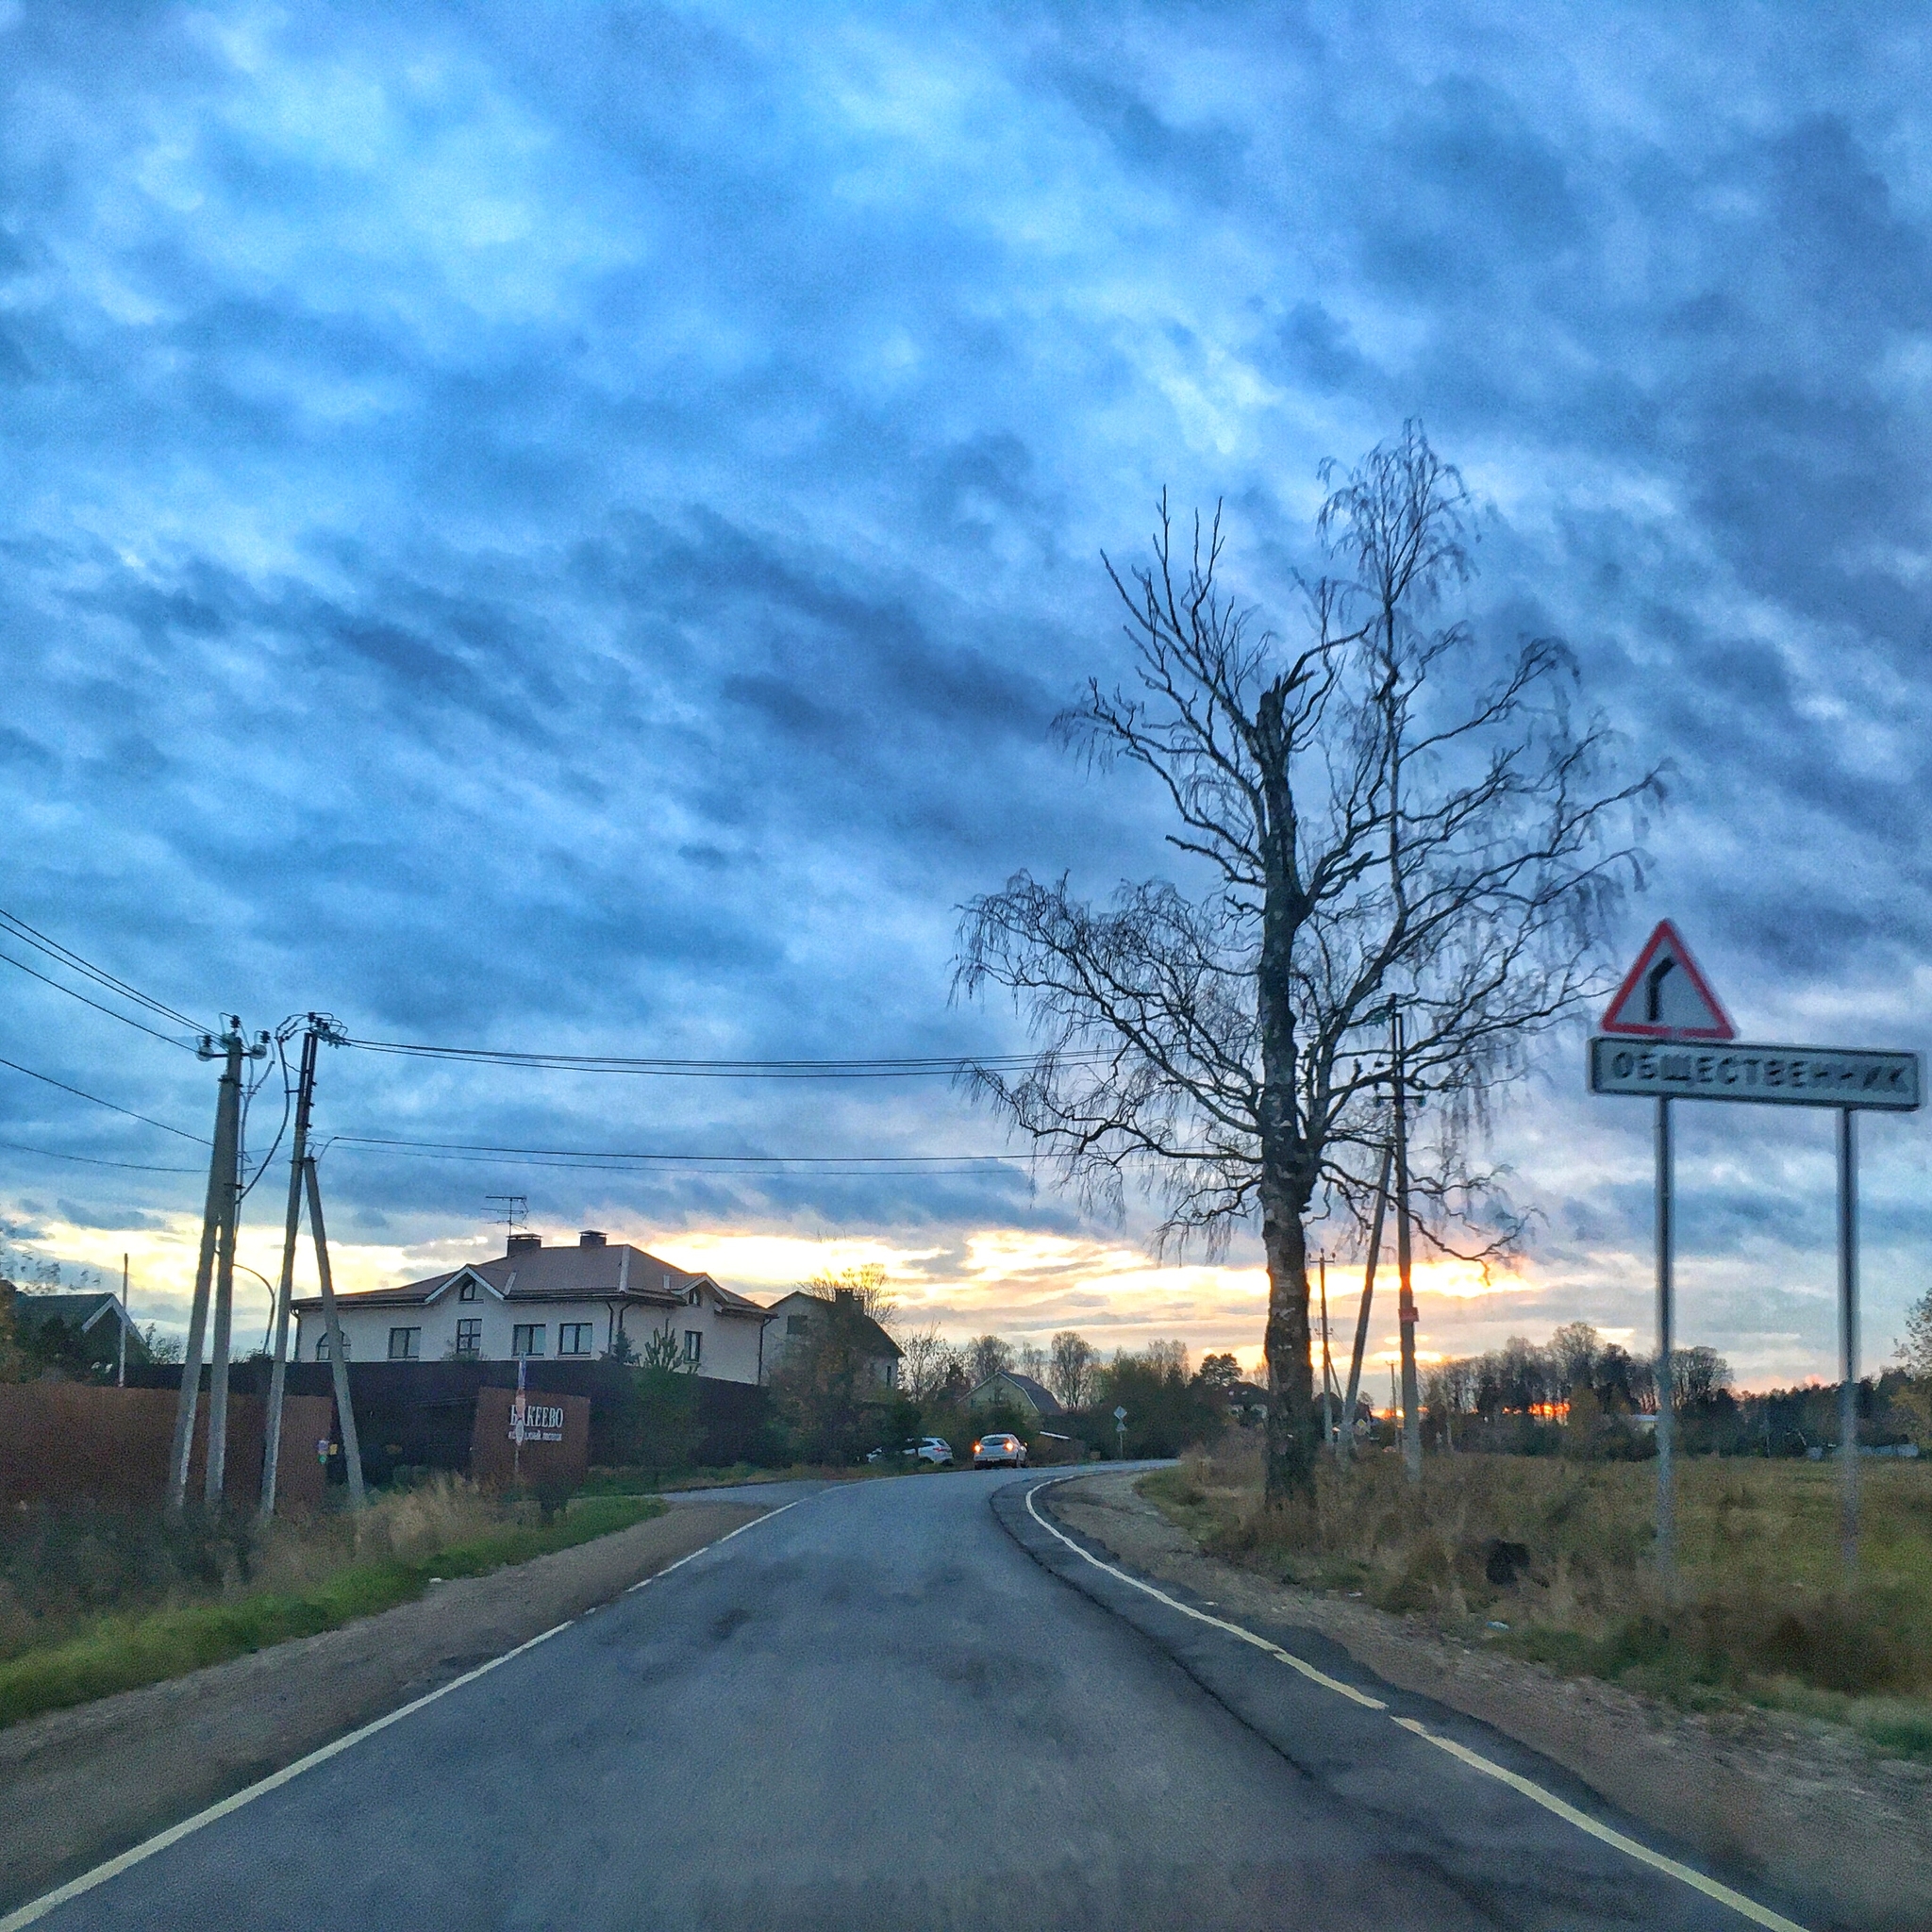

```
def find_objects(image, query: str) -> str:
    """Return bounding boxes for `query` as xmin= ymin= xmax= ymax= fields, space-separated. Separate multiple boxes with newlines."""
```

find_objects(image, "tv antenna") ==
xmin=486 ymin=1194 xmax=529 ymax=1240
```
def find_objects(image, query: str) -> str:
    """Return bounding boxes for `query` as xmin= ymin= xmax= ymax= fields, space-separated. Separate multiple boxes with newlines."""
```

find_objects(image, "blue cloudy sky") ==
xmin=3 ymin=1 xmax=1929 ymax=1386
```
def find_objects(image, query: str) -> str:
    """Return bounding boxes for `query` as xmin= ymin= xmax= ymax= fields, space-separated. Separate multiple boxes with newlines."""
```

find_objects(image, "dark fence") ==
xmin=125 ymin=1362 xmax=774 ymax=1483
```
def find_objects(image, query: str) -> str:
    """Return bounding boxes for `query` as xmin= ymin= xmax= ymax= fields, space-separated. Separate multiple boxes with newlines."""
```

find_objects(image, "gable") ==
xmin=424 ymin=1267 xmax=508 ymax=1306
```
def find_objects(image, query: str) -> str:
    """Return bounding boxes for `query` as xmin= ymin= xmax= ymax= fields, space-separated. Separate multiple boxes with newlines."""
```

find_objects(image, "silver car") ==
xmin=973 ymin=1432 xmax=1027 ymax=1469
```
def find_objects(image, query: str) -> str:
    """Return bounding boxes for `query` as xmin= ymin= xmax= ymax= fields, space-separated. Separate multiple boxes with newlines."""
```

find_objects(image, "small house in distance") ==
xmin=5 ymin=1287 xmax=149 ymax=1376
xmin=291 ymin=1231 xmax=773 ymax=1384
xmin=967 ymin=1371 xmax=1062 ymax=1422
xmin=760 ymin=1289 xmax=902 ymax=1389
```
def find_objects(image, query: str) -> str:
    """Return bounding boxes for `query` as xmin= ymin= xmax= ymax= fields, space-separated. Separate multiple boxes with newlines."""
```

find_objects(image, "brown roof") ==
xmin=292 ymin=1240 xmax=770 ymax=1319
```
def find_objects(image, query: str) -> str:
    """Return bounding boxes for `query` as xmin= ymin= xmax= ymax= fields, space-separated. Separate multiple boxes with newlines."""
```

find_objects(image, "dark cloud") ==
xmin=0 ymin=3 xmax=1927 ymax=1378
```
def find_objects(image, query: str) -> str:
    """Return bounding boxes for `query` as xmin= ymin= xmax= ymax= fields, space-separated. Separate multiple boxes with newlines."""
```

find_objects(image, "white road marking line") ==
xmin=625 ymin=1497 xmax=801 ymax=1591
xmin=1391 ymin=1719 xmax=1807 ymax=1932
xmin=0 ymin=1620 xmax=574 ymax=1932
xmin=1022 ymin=1476 xmax=1809 ymax=1932
xmin=1023 ymin=1479 xmax=1387 ymax=1707
xmin=0 ymin=1499 xmax=807 ymax=1931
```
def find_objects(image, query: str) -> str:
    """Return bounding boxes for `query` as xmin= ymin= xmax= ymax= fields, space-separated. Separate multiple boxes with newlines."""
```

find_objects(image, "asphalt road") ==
xmin=20 ymin=1471 xmax=1800 ymax=1932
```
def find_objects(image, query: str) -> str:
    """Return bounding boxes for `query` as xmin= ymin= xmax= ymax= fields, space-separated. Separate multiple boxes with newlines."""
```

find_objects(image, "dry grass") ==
xmin=0 ymin=1482 xmax=666 ymax=1728
xmin=1141 ymin=1442 xmax=1932 ymax=1757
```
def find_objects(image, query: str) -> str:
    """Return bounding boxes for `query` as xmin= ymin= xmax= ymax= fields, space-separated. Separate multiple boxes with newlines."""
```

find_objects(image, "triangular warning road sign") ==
xmin=1601 ymin=922 xmax=1735 ymax=1041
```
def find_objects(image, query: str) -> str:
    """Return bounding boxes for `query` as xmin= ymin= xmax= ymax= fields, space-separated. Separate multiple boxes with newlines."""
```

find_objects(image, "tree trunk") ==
xmin=1262 ymin=1174 xmax=1316 ymax=1499
xmin=1257 ymin=685 xmax=1316 ymax=1501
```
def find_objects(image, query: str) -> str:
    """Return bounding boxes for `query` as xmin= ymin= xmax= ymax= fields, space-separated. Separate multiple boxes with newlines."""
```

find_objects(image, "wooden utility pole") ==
xmin=1391 ymin=1009 xmax=1422 ymax=1481
xmin=1341 ymin=1141 xmax=1391 ymax=1462
xmin=167 ymin=1024 xmax=245 ymax=1516
xmin=259 ymin=1015 xmax=345 ymax=1518
xmin=304 ymin=1155 xmax=365 ymax=1509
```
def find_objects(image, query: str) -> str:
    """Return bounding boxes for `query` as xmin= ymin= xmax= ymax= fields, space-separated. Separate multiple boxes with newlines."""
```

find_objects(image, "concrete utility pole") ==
xmin=1391 ymin=1009 xmax=1422 ymax=1482
xmin=259 ymin=1015 xmax=346 ymax=1519
xmin=168 ymin=1022 xmax=246 ymax=1516
xmin=205 ymin=1025 xmax=268 ymax=1507
xmin=304 ymin=1155 xmax=365 ymax=1509
xmin=1341 ymin=1141 xmax=1391 ymax=1463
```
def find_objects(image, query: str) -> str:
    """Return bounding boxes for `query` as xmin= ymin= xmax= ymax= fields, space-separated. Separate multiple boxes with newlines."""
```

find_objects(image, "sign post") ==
xmin=1591 ymin=922 xmax=1921 ymax=1575
xmin=1114 ymin=1405 xmax=1127 ymax=1459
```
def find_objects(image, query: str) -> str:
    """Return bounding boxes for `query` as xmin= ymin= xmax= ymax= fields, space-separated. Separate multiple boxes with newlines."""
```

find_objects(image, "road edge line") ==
xmin=1388 ymin=1718 xmax=1806 ymax=1932
xmin=1022 ymin=1477 xmax=1385 ymax=1707
xmin=0 ymin=1498 xmax=802 ymax=1932
xmin=1020 ymin=1474 xmax=1809 ymax=1932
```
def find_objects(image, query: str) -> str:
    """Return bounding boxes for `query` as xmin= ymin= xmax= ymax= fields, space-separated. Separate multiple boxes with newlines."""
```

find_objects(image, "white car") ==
xmin=972 ymin=1433 xmax=1027 ymax=1469
xmin=868 ymin=1436 xmax=954 ymax=1467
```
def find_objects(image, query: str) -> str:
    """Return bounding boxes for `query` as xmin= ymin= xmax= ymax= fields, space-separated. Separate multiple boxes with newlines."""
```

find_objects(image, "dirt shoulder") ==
xmin=0 ymin=1498 xmax=764 ymax=1913
xmin=1047 ymin=1471 xmax=1932 ymax=1932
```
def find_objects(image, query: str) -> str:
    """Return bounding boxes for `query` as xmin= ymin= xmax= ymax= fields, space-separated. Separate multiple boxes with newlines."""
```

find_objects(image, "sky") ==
xmin=3 ymin=1 xmax=1930 ymax=1390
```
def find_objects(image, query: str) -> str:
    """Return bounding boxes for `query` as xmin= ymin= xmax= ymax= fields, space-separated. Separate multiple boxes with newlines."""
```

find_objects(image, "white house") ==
xmin=292 ymin=1230 xmax=773 ymax=1384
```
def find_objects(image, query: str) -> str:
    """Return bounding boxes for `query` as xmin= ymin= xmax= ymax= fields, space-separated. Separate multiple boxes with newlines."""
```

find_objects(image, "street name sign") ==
xmin=1590 ymin=1038 xmax=1922 ymax=1110
xmin=1600 ymin=921 xmax=1734 ymax=1041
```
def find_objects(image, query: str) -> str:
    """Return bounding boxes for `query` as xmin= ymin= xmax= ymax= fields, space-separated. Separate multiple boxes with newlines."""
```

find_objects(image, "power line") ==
xmin=0 ymin=907 xmax=204 ymax=1032
xmin=332 ymin=1132 xmax=1036 ymax=1166
xmin=0 ymin=948 xmax=199 ymax=1051
xmin=0 ymin=1138 xmax=202 ymax=1174
xmin=0 ymin=1052 xmax=208 ymax=1143
xmin=341 ymin=1037 xmax=1073 ymax=1079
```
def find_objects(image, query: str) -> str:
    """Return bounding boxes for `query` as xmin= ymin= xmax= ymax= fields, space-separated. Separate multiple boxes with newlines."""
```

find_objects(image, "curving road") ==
xmin=18 ymin=1471 xmax=1798 ymax=1931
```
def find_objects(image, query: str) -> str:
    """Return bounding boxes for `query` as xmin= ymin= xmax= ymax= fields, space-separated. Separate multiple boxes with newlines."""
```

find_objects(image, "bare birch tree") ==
xmin=956 ymin=424 xmax=1659 ymax=1498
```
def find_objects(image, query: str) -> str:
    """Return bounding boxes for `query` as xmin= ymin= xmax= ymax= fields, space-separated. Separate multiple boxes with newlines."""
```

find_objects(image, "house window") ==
xmin=454 ymin=1318 xmax=481 ymax=1357
xmin=786 ymin=1315 xmax=808 ymax=1337
xmin=558 ymin=1323 xmax=593 ymax=1357
xmin=388 ymin=1326 xmax=422 ymax=1360
xmin=458 ymin=1281 xmax=477 ymax=1303
xmin=683 ymin=1329 xmax=702 ymax=1366
xmin=315 ymin=1331 xmax=350 ymax=1361
xmin=511 ymin=1324 xmax=545 ymax=1357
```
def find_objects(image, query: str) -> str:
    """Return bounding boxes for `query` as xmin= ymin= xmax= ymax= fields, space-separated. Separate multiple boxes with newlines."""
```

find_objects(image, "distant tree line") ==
xmin=1422 ymin=1316 xmax=1932 ymax=1458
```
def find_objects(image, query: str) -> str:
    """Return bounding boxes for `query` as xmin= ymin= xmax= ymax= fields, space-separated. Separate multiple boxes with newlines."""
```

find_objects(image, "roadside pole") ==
xmin=1654 ymin=1095 xmax=1675 ymax=1582
xmin=167 ymin=1024 xmax=244 ymax=1516
xmin=117 ymin=1254 xmax=127 ymax=1388
xmin=303 ymin=1156 xmax=366 ymax=1509
xmin=1838 ymin=1108 xmax=1859 ymax=1571
xmin=1319 ymin=1257 xmax=1334 ymax=1455
xmin=259 ymin=1017 xmax=341 ymax=1520
xmin=203 ymin=1026 xmax=266 ymax=1507
xmin=1391 ymin=1009 xmax=1422 ymax=1482
xmin=1341 ymin=1141 xmax=1391 ymax=1463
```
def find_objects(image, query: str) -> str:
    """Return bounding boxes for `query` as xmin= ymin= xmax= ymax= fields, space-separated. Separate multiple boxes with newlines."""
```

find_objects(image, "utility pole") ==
xmin=117 ymin=1253 xmax=127 ymax=1389
xmin=304 ymin=1156 xmax=365 ymax=1509
xmin=1319 ymin=1256 xmax=1334 ymax=1456
xmin=259 ymin=1015 xmax=346 ymax=1519
xmin=204 ymin=1025 xmax=268 ymax=1507
xmin=1341 ymin=1141 xmax=1391 ymax=1463
xmin=1391 ymin=1008 xmax=1422 ymax=1481
xmin=168 ymin=1022 xmax=246 ymax=1516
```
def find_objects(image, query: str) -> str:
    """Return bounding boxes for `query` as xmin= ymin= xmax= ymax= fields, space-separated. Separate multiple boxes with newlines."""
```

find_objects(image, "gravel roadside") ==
xmin=0 ymin=1498 xmax=765 ymax=1914
xmin=1045 ymin=1470 xmax=1932 ymax=1932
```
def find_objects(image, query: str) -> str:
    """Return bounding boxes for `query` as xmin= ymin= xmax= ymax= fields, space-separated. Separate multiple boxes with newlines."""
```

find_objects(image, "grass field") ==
xmin=0 ymin=1480 xmax=665 ymax=1730
xmin=1141 ymin=1441 xmax=1932 ymax=1758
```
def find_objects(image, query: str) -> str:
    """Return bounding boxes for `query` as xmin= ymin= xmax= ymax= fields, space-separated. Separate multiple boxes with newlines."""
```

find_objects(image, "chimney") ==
xmin=578 ymin=1230 xmax=607 ymax=1248
xmin=508 ymin=1232 xmax=542 ymax=1254
xmin=834 ymin=1288 xmax=857 ymax=1311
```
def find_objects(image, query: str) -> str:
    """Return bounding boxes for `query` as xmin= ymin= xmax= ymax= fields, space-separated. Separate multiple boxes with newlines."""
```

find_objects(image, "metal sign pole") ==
xmin=1838 ymin=1107 xmax=1859 ymax=1572
xmin=1655 ymin=1094 xmax=1675 ymax=1583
